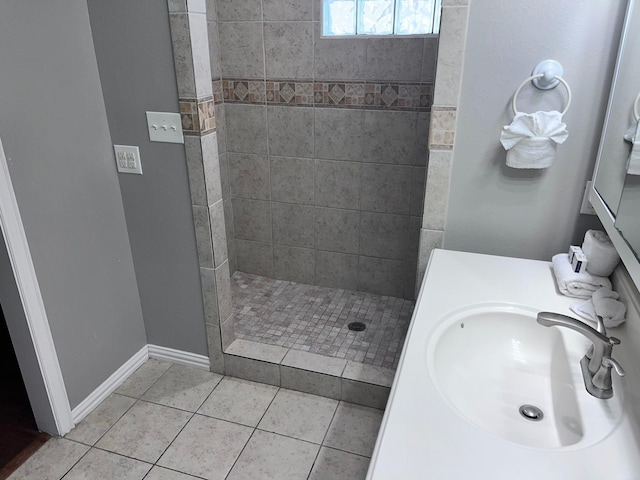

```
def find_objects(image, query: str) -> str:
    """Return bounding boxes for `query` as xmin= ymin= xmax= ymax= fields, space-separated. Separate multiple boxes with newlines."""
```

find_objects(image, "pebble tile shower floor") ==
xmin=232 ymin=272 xmax=415 ymax=370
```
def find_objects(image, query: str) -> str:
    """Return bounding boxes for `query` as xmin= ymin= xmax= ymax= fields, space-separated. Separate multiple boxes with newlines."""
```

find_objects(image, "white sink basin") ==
xmin=427 ymin=304 xmax=583 ymax=448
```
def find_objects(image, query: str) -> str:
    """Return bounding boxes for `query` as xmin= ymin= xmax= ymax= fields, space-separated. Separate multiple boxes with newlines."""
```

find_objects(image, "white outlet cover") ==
xmin=114 ymin=145 xmax=142 ymax=175
xmin=146 ymin=111 xmax=184 ymax=144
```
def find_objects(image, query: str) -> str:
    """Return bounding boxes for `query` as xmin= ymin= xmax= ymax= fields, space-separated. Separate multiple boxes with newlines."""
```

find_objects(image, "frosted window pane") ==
xmin=357 ymin=0 xmax=394 ymax=35
xmin=395 ymin=0 xmax=433 ymax=35
xmin=324 ymin=0 xmax=356 ymax=35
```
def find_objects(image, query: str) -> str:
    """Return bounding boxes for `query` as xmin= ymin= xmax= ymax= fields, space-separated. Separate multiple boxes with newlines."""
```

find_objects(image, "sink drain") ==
xmin=519 ymin=405 xmax=544 ymax=421
xmin=348 ymin=322 xmax=366 ymax=332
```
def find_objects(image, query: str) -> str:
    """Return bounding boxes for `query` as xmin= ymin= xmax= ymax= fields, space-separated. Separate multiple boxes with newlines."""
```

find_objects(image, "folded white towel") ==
xmin=623 ymin=121 xmax=640 ymax=175
xmin=500 ymin=111 xmax=569 ymax=169
xmin=552 ymin=253 xmax=612 ymax=299
xmin=570 ymin=287 xmax=626 ymax=328
xmin=581 ymin=229 xmax=620 ymax=277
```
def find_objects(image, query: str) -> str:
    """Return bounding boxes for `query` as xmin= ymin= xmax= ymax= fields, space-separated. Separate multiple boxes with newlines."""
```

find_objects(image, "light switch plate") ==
xmin=146 ymin=111 xmax=184 ymax=144
xmin=114 ymin=145 xmax=142 ymax=175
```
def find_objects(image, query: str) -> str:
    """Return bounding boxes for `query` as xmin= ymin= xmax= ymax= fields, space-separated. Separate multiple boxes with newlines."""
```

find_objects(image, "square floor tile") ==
xmin=116 ymin=359 xmax=172 ymax=398
xmin=141 ymin=363 xmax=223 ymax=411
xmin=65 ymin=393 xmax=136 ymax=445
xmin=145 ymin=466 xmax=203 ymax=479
xmin=257 ymin=389 xmax=338 ymax=444
xmin=63 ymin=448 xmax=151 ymax=479
xmin=198 ymin=376 xmax=278 ymax=427
xmin=323 ymin=402 xmax=383 ymax=457
xmin=95 ymin=400 xmax=191 ymax=463
xmin=309 ymin=446 xmax=370 ymax=480
xmin=226 ymin=430 xmax=319 ymax=480
xmin=7 ymin=438 xmax=89 ymax=480
xmin=158 ymin=414 xmax=253 ymax=480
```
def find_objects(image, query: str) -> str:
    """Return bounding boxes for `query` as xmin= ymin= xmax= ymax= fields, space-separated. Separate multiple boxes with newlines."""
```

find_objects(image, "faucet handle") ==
xmin=602 ymin=356 xmax=625 ymax=377
xmin=609 ymin=336 xmax=621 ymax=346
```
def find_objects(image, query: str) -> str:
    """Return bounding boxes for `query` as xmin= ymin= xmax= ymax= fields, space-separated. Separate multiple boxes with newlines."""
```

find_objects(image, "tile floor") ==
xmin=10 ymin=359 xmax=384 ymax=480
xmin=232 ymin=272 xmax=414 ymax=369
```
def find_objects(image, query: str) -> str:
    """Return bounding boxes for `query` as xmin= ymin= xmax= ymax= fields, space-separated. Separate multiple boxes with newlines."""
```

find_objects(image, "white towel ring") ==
xmin=633 ymin=91 xmax=640 ymax=122
xmin=512 ymin=73 xmax=572 ymax=117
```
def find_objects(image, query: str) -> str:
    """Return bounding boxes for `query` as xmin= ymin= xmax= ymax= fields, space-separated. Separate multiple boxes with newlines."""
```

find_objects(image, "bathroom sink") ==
xmin=427 ymin=304 xmax=620 ymax=449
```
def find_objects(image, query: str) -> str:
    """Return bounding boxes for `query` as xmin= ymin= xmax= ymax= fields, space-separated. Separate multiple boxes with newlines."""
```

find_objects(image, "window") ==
xmin=323 ymin=0 xmax=441 ymax=36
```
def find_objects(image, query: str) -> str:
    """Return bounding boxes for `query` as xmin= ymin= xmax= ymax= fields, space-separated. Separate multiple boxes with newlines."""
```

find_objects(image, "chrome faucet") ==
xmin=537 ymin=312 xmax=625 ymax=399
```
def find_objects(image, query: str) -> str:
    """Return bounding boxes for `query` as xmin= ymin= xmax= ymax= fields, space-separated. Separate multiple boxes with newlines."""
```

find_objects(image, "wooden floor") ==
xmin=0 ymin=307 xmax=49 ymax=480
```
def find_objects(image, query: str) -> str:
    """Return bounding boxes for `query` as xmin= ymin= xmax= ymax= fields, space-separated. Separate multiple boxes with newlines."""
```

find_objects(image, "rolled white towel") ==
xmin=593 ymin=287 xmax=626 ymax=328
xmin=581 ymin=230 xmax=620 ymax=277
xmin=552 ymin=253 xmax=612 ymax=299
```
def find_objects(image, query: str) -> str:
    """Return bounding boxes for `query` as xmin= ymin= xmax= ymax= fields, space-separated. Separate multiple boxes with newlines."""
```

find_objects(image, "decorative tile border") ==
xmin=213 ymin=78 xmax=434 ymax=111
xmin=428 ymin=106 xmax=457 ymax=150
xmin=180 ymin=96 xmax=216 ymax=135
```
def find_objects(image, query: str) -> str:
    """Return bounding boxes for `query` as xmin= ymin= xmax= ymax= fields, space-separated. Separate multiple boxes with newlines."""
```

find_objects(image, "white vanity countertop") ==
xmin=367 ymin=249 xmax=640 ymax=480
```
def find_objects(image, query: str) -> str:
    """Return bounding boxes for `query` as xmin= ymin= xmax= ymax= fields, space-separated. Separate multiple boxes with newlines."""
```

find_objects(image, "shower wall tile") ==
xmin=219 ymin=23 xmax=265 ymax=79
xmin=169 ymin=13 xmax=196 ymax=98
xmin=274 ymin=245 xmax=315 ymax=284
xmin=227 ymin=237 xmax=237 ymax=274
xmin=272 ymin=203 xmax=315 ymax=248
xmin=358 ymin=256 xmax=409 ymax=298
xmin=365 ymin=38 xmax=424 ymax=82
xmin=193 ymin=205 xmax=214 ymax=268
xmin=229 ymin=153 xmax=270 ymax=200
xmin=185 ymin=136 xmax=207 ymax=207
xmin=232 ymin=198 xmax=272 ymax=243
xmin=281 ymin=366 xmax=341 ymax=400
xmin=215 ymin=260 xmax=234 ymax=322
xmin=216 ymin=0 xmax=262 ymax=21
xmin=214 ymin=104 xmax=227 ymax=153
xmin=429 ymin=107 xmax=457 ymax=150
xmin=202 ymin=132 xmax=223 ymax=205
xmin=207 ymin=20 xmax=222 ymax=79
xmin=223 ymin=199 xmax=234 ymax=238
xmin=415 ymin=112 xmax=431 ymax=166
xmin=314 ymin=108 xmax=364 ymax=161
xmin=341 ymin=379 xmax=389 ymax=410
xmin=314 ymin=160 xmax=361 ymax=209
xmin=205 ymin=0 xmax=217 ymax=20
xmin=267 ymin=106 xmax=314 ymax=158
xmin=407 ymin=216 xmax=421 ymax=262
xmin=359 ymin=212 xmax=410 ymax=261
xmin=270 ymin=156 xmax=314 ymax=205
xmin=421 ymin=37 xmax=439 ymax=83
xmin=360 ymin=164 xmax=412 ymax=214
xmin=416 ymin=228 xmax=444 ymax=293
xmin=314 ymin=209 xmax=359 ymax=256
xmin=363 ymin=110 xmax=418 ymax=165
xmin=200 ymin=267 xmax=220 ymax=325
xmin=190 ymin=13 xmax=214 ymax=98
xmin=206 ymin=322 xmax=225 ymax=373
xmin=410 ymin=167 xmax=427 ymax=217
xmin=224 ymin=353 xmax=280 ymax=386
xmin=314 ymin=251 xmax=358 ymax=291
xmin=169 ymin=0 xmax=188 ymax=13
xmin=225 ymin=104 xmax=268 ymax=154
xmin=421 ymin=150 xmax=453 ymax=231
xmin=209 ymin=200 xmax=229 ymax=266
xmin=235 ymin=240 xmax=275 ymax=277
xmin=221 ymin=313 xmax=236 ymax=350
xmin=264 ymin=22 xmax=314 ymax=79
xmin=433 ymin=5 xmax=469 ymax=106
xmin=219 ymin=152 xmax=230 ymax=200
xmin=263 ymin=0 xmax=313 ymax=21
xmin=313 ymin=23 xmax=366 ymax=81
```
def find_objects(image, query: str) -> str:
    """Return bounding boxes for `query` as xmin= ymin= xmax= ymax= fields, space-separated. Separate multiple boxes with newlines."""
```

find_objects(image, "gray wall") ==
xmin=0 ymin=0 xmax=147 ymax=408
xmin=87 ymin=0 xmax=208 ymax=356
xmin=444 ymin=0 xmax=625 ymax=260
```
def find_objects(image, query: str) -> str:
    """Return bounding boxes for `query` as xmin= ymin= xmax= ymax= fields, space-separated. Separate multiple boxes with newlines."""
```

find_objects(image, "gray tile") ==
xmin=315 ymin=108 xmax=364 ymax=161
xmin=141 ymin=364 xmax=223 ymax=412
xmin=415 ymin=112 xmax=430 ymax=167
xmin=158 ymin=415 xmax=253 ymax=479
xmin=263 ymin=0 xmax=313 ymax=20
xmin=227 ymin=237 xmax=238 ymax=274
xmin=407 ymin=216 xmax=421 ymax=262
xmin=215 ymin=104 xmax=228 ymax=154
xmin=169 ymin=0 xmax=188 ymax=13
xmin=433 ymin=5 xmax=468 ymax=106
xmin=309 ymin=447 xmax=370 ymax=480
xmin=198 ymin=376 xmax=279 ymax=427
xmin=227 ymin=430 xmax=319 ymax=480
xmin=258 ymin=389 xmax=338 ymax=443
xmin=229 ymin=153 xmax=270 ymax=200
xmin=281 ymin=365 xmax=341 ymax=399
xmin=115 ymin=359 xmax=173 ymax=398
xmin=235 ymin=239 xmax=274 ymax=277
xmin=219 ymin=152 xmax=230 ymax=200
xmin=208 ymin=20 xmax=222 ymax=79
xmin=226 ymin=338 xmax=288 ymax=362
xmin=315 ymin=250 xmax=358 ymax=290
xmin=190 ymin=12 xmax=213 ymax=97
xmin=267 ymin=106 xmax=314 ymax=158
xmin=224 ymin=353 xmax=281 ymax=386
xmin=270 ymin=156 xmax=314 ymax=205
xmin=365 ymin=37 xmax=424 ymax=82
xmin=323 ymin=402 xmax=383 ymax=457
xmin=272 ymin=202 xmax=314 ymax=247
xmin=360 ymin=164 xmax=412 ymax=214
xmin=215 ymin=260 xmax=233 ymax=322
xmin=193 ymin=205 xmax=214 ymax=268
xmin=216 ymin=0 xmax=262 ymax=21
xmin=359 ymin=212 xmax=410 ymax=261
xmin=342 ymin=361 xmax=395 ymax=388
xmin=282 ymin=349 xmax=347 ymax=376
xmin=416 ymin=228 xmax=443 ymax=292
xmin=315 ymin=207 xmax=360 ymax=254
xmin=95 ymin=401 xmax=191 ymax=463
xmin=184 ymin=136 xmax=207 ymax=207
xmin=421 ymin=36 xmax=439 ymax=83
xmin=169 ymin=13 xmax=196 ymax=98
xmin=358 ymin=256 xmax=410 ymax=298
xmin=225 ymin=104 xmax=268 ymax=154
xmin=363 ymin=110 xmax=418 ymax=165
xmin=206 ymin=322 xmax=225 ymax=374
xmin=264 ymin=22 xmax=314 ymax=79
xmin=232 ymin=198 xmax=272 ymax=243
xmin=7 ymin=437 xmax=89 ymax=480
xmin=223 ymin=198 xmax=234 ymax=240
xmin=200 ymin=267 xmax=220 ymax=325
xmin=202 ymin=133 xmax=222 ymax=205
xmin=209 ymin=201 xmax=229 ymax=267
xmin=145 ymin=466 xmax=203 ymax=480
xmin=341 ymin=379 xmax=390 ymax=410
xmin=63 ymin=448 xmax=151 ymax=480
xmin=274 ymin=245 xmax=315 ymax=284
xmin=422 ymin=150 xmax=453 ymax=230
xmin=410 ymin=167 xmax=426 ymax=216
xmin=221 ymin=314 xmax=236 ymax=350
xmin=65 ymin=394 xmax=136 ymax=445
xmin=314 ymin=160 xmax=361 ymax=209
xmin=314 ymin=22 xmax=366 ymax=81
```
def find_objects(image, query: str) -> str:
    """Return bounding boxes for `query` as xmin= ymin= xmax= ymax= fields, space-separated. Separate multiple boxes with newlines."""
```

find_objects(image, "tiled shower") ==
xmin=191 ymin=0 xmax=438 ymax=367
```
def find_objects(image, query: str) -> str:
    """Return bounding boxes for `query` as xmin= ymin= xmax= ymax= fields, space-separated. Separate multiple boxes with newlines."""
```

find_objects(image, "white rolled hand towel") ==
xmin=570 ymin=287 xmax=626 ymax=328
xmin=581 ymin=230 xmax=620 ymax=277
xmin=552 ymin=253 xmax=612 ymax=299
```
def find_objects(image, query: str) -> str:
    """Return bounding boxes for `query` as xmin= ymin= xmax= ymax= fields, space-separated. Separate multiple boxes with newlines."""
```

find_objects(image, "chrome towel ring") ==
xmin=633 ymin=91 xmax=640 ymax=122
xmin=512 ymin=73 xmax=572 ymax=117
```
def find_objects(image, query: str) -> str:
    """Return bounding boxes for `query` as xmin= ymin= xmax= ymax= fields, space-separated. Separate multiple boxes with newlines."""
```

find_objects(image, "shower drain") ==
xmin=348 ymin=322 xmax=366 ymax=332
xmin=519 ymin=404 xmax=544 ymax=421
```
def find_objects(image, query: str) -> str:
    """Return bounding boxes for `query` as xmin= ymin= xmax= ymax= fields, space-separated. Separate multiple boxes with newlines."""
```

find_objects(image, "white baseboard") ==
xmin=71 ymin=345 xmax=149 ymax=424
xmin=148 ymin=344 xmax=210 ymax=370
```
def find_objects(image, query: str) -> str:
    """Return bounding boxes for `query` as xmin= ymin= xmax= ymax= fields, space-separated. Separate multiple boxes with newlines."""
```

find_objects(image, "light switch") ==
xmin=146 ymin=111 xmax=184 ymax=144
xmin=114 ymin=145 xmax=142 ymax=175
